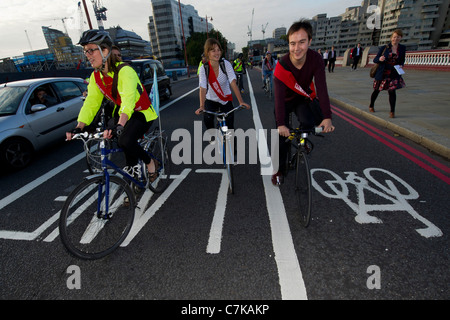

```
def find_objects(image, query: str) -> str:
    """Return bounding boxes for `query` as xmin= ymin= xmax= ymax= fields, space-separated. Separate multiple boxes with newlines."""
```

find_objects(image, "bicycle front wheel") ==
xmin=146 ymin=135 xmax=171 ymax=193
xmin=224 ymin=138 xmax=234 ymax=194
xmin=85 ymin=138 xmax=113 ymax=175
xmin=295 ymin=150 xmax=312 ymax=227
xmin=59 ymin=175 xmax=135 ymax=260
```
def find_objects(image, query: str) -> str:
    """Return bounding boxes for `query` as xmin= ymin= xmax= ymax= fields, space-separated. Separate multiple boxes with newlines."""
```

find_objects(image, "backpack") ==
xmin=203 ymin=58 xmax=229 ymax=93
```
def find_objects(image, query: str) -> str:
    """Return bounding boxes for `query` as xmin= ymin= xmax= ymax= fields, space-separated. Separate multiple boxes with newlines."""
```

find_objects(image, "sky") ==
xmin=0 ymin=0 xmax=363 ymax=59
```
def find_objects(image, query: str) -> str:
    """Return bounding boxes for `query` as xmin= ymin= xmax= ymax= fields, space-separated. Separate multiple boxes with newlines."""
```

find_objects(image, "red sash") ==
xmin=274 ymin=61 xmax=316 ymax=100
xmin=93 ymin=70 xmax=151 ymax=112
xmin=265 ymin=58 xmax=274 ymax=71
xmin=207 ymin=61 xmax=232 ymax=102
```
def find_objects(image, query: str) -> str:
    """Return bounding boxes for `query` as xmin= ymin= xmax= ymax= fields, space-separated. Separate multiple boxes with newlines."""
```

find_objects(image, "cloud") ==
xmin=0 ymin=0 xmax=363 ymax=58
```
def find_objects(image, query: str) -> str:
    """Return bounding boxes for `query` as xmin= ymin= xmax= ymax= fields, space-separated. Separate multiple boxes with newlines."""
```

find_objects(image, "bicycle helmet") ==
xmin=79 ymin=29 xmax=113 ymax=70
xmin=79 ymin=29 xmax=113 ymax=48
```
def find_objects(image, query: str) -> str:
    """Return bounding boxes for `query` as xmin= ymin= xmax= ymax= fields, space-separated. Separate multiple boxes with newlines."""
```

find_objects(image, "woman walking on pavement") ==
xmin=369 ymin=29 xmax=406 ymax=118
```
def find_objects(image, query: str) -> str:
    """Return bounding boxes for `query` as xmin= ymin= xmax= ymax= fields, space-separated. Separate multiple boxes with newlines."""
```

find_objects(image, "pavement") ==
xmin=174 ymin=66 xmax=450 ymax=160
xmin=325 ymin=67 xmax=450 ymax=160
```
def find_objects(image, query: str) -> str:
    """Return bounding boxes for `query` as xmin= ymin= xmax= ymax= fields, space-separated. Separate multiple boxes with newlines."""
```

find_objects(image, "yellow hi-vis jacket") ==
xmin=78 ymin=62 xmax=158 ymax=126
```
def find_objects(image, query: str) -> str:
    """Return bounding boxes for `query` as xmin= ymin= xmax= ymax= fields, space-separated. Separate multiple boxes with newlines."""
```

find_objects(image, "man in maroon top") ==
xmin=272 ymin=20 xmax=335 ymax=186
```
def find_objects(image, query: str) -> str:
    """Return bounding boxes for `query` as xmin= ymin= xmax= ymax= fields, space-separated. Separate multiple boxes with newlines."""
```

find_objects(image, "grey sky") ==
xmin=1 ymin=0 xmax=362 ymax=58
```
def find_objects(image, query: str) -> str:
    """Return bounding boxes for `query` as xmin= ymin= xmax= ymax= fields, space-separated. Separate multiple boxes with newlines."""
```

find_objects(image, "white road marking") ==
xmin=247 ymin=75 xmax=308 ymax=300
xmin=195 ymin=169 xmax=229 ymax=254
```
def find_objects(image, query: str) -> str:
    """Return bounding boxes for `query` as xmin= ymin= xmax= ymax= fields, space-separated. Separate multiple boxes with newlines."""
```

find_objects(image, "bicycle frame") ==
xmin=75 ymin=131 xmax=164 ymax=216
xmin=202 ymin=105 xmax=244 ymax=166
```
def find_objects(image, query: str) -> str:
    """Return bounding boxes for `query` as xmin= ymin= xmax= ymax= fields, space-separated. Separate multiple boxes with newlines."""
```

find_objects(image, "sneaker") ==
xmin=271 ymin=171 xmax=284 ymax=186
xmin=123 ymin=164 xmax=142 ymax=180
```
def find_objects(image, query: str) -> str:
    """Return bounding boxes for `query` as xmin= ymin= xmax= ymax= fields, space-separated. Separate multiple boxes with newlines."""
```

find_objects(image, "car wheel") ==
xmin=0 ymin=138 xmax=34 ymax=170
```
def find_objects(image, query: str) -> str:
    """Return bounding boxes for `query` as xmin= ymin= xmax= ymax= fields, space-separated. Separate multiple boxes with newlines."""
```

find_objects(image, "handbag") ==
xmin=370 ymin=45 xmax=388 ymax=78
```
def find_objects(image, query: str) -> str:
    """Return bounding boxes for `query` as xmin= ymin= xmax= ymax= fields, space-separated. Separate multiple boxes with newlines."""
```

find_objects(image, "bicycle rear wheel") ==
xmin=145 ymin=135 xmax=171 ymax=193
xmin=295 ymin=150 xmax=312 ymax=227
xmin=59 ymin=175 xmax=135 ymax=260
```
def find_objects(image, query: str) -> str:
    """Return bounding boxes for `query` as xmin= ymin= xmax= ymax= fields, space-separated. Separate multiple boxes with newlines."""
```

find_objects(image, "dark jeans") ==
xmin=118 ymin=111 xmax=153 ymax=166
xmin=277 ymin=98 xmax=315 ymax=174
xmin=352 ymin=56 xmax=361 ymax=69
xmin=328 ymin=60 xmax=335 ymax=72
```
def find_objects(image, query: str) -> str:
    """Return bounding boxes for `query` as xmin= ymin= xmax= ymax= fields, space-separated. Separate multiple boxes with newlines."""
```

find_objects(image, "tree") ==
xmin=185 ymin=29 xmax=229 ymax=66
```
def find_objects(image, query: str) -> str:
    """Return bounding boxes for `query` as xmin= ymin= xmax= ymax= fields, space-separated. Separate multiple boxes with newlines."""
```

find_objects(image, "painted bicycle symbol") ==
xmin=311 ymin=168 xmax=442 ymax=238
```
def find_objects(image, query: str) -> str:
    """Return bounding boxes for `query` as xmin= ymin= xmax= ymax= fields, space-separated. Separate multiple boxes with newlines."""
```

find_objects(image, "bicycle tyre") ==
xmin=295 ymin=150 xmax=312 ymax=227
xmin=224 ymin=138 xmax=234 ymax=194
xmin=145 ymin=135 xmax=171 ymax=193
xmin=59 ymin=175 xmax=135 ymax=260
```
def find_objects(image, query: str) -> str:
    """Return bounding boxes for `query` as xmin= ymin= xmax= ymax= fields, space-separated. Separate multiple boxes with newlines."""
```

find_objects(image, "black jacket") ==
xmin=373 ymin=43 xmax=406 ymax=81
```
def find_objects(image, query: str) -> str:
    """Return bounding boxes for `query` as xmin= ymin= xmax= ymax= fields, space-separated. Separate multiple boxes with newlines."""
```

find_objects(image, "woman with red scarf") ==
xmin=195 ymin=39 xmax=250 ymax=134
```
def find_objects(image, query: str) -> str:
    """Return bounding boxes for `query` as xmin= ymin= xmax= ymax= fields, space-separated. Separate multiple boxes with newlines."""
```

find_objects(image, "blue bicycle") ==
xmin=201 ymin=105 xmax=245 ymax=194
xmin=59 ymin=126 xmax=171 ymax=260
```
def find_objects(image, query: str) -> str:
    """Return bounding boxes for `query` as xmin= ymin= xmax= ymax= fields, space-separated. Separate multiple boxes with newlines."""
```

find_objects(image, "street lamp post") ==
xmin=178 ymin=0 xmax=189 ymax=78
xmin=205 ymin=15 xmax=213 ymax=38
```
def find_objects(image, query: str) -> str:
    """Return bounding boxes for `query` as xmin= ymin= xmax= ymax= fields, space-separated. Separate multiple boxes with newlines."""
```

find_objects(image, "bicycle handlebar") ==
xmin=285 ymin=126 xmax=323 ymax=143
xmin=199 ymin=105 xmax=246 ymax=117
xmin=68 ymin=131 xmax=102 ymax=142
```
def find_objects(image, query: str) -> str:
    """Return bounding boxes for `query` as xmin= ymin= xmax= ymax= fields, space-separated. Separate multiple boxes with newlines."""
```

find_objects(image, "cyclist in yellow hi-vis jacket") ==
xmin=66 ymin=29 xmax=158 ymax=179
xmin=233 ymin=53 xmax=246 ymax=93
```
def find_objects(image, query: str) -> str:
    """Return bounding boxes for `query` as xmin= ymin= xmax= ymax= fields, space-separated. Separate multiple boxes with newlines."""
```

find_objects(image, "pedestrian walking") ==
xmin=369 ymin=29 xmax=406 ymax=118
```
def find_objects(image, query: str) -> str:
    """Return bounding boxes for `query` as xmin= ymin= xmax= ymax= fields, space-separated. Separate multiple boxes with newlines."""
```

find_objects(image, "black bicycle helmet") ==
xmin=79 ymin=29 xmax=113 ymax=48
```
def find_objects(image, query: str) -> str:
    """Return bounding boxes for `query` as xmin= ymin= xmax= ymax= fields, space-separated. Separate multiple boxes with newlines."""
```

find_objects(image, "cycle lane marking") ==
xmin=195 ymin=169 xmax=229 ymax=254
xmin=0 ymin=153 xmax=85 ymax=212
xmin=120 ymin=169 xmax=191 ymax=247
xmin=247 ymin=73 xmax=308 ymax=300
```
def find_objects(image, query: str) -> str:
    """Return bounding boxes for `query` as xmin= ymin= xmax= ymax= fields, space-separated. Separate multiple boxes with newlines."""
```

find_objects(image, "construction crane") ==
xmin=78 ymin=2 xmax=85 ymax=39
xmin=24 ymin=30 xmax=33 ymax=51
xmin=247 ymin=8 xmax=254 ymax=43
xmin=60 ymin=17 xmax=73 ymax=36
xmin=91 ymin=0 xmax=107 ymax=30
xmin=262 ymin=23 xmax=268 ymax=40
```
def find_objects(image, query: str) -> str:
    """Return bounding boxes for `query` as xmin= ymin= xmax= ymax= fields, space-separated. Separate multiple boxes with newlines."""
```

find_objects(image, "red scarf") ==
xmin=274 ymin=61 xmax=316 ymax=100
xmin=265 ymin=58 xmax=274 ymax=71
xmin=93 ymin=70 xmax=151 ymax=112
xmin=207 ymin=61 xmax=232 ymax=102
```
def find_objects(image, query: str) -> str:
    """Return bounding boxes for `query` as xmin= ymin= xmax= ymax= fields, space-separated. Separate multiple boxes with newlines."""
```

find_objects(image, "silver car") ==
xmin=0 ymin=77 xmax=87 ymax=170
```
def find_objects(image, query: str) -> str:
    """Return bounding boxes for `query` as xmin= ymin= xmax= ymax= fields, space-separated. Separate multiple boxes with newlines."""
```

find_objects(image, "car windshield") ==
xmin=0 ymin=86 xmax=28 ymax=116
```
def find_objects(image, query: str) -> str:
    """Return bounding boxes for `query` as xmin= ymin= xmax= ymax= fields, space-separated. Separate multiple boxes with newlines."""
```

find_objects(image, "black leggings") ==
xmin=118 ymin=111 xmax=153 ymax=166
xmin=278 ymin=99 xmax=315 ymax=174
xmin=370 ymin=89 xmax=397 ymax=113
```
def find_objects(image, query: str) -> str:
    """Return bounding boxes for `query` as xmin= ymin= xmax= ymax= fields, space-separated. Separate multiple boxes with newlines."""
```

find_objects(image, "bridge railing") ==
xmin=367 ymin=49 xmax=450 ymax=71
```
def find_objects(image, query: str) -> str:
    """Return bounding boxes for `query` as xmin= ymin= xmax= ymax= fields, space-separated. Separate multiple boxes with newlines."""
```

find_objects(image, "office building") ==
xmin=106 ymin=26 xmax=152 ymax=59
xmin=148 ymin=0 xmax=212 ymax=66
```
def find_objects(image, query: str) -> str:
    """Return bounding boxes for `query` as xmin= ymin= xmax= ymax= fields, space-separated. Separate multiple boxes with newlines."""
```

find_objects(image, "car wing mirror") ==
xmin=30 ymin=104 xmax=47 ymax=113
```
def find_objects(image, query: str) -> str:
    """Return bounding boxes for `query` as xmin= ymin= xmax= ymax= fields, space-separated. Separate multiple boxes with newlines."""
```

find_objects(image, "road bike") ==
xmin=263 ymin=74 xmax=272 ymax=99
xmin=59 ymin=126 xmax=171 ymax=260
xmin=200 ymin=105 xmax=246 ymax=194
xmin=285 ymin=125 xmax=323 ymax=227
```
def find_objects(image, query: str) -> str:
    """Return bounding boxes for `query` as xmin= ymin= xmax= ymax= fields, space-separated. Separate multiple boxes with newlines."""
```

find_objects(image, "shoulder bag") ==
xmin=370 ymin=45 xmax=388 ymax=78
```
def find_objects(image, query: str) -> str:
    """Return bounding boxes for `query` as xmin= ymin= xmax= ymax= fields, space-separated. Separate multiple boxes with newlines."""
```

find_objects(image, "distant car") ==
xmin=127 ymin=59 xmax=172 ymax=100
xmin=0 ymin=77 xmax=87 ymax=170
